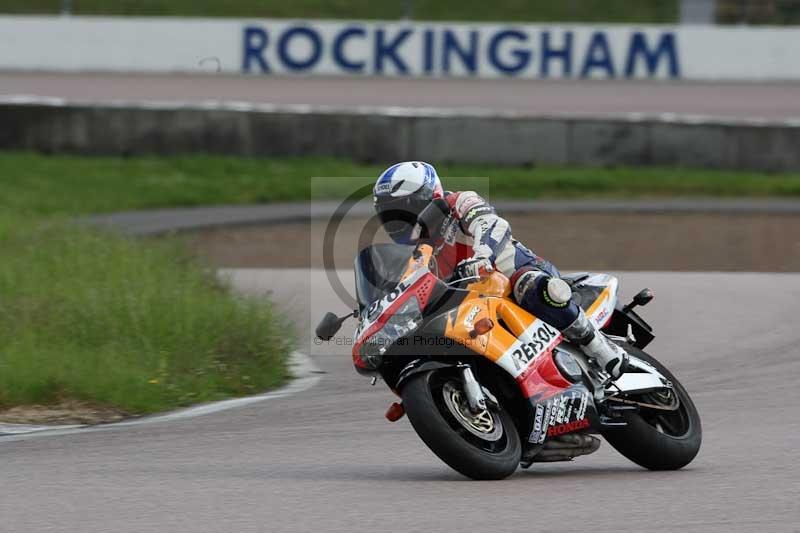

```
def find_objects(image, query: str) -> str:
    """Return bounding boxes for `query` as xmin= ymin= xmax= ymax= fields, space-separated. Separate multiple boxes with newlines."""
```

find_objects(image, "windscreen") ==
xmin=354 ymin=244 xmax=416 ymax=309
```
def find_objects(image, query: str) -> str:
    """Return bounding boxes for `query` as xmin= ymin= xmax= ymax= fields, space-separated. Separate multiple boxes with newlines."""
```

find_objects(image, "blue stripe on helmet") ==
xmin=376 ymin=163 xmax=407 ymax=195
xmin=381 ymin=163 xmax=403 ymax=182
xmin=422 ymin=162 xmax=435 ymax=187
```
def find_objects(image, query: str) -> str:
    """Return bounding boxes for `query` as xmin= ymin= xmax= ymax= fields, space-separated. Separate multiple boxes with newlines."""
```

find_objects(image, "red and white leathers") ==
xmin=432 ymin=190 xmax=550 ymax=281
xmin=431 ymin=190 xmax=628 ymax=380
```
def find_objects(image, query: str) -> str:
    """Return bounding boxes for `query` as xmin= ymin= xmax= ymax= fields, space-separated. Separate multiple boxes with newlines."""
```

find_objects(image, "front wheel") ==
xmin=601 ymin=345 xmax=702 ymax=470
xmin=401 ymin=369 xmax=521 ymax=480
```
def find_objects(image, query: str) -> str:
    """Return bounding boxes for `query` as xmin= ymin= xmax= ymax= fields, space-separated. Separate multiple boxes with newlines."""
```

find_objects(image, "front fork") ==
xmin=461 ymin=366 xmax=487 ymax=413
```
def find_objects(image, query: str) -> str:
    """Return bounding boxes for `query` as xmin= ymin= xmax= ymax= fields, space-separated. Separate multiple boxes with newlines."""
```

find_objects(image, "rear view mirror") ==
xmin=623 ymin=288 xmax=655 ymax=312
xmin=633 ymin=288 xmax=655 ymax=307
xmin=315 ymin=311 xmax=350 ymax=341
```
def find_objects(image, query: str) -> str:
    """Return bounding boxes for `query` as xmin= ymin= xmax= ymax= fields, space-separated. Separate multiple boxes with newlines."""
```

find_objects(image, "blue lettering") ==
xmin=540 ymin=31 xmax=573 ymax=78
xmin=442 ymin=29 xmax=479 ymax=75
xmin=242 ymin=26 xmax=270 ymax=73
xmin=277 ymin=27 xmax=323 ymax=70
xmin=374 ymin=28 xmax=412 ymax=74
xmin=333 ymin=26 xmax=366 ymax=72
xmin=423 ymin=29 xmax=435 ymax=74
xmin=624 ymin=32 xmax=680 ymax=78
xmin=580 ymin=32 xmax=615 ymax=78
xmin=488 ymin=30 xmax=531 ymax=76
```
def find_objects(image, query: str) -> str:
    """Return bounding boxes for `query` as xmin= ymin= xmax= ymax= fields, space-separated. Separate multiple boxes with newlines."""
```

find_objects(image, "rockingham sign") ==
xmin=1 ymin=16 xmax=799 ymax=80
xmin=241 ymin=24 xmax=680 ymax=79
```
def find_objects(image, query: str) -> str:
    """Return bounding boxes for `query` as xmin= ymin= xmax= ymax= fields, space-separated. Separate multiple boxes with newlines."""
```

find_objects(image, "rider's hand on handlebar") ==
xmin=454 ymin=256 xmax=494 ymax=280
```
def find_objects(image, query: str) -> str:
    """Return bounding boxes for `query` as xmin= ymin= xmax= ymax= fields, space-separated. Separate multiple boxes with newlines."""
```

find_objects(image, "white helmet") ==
xmin=373 ymin=161 xmax=444 ymax=243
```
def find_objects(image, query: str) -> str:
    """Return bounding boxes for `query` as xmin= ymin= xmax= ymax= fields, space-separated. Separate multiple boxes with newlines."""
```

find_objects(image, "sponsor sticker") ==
xmin=457 ymin=193 xmax=485 ymax=214
xmin=556 ymin=395 xmax=569 ymax=424
xmin=547 ymin=418 xmax=590 ymax=437
xmin=594 ymin=307 xmax=609 ymax=325
xmin=539 ymin=401 xmax=553 ymax=444
xmin=576 ymin=391 xmax=589 ymax=420
xmin=374 ymin=183 xmax=394 ymax=194
xmin=462 ymin=205 xmax=494 ymax=226
xmin=509 ymin=322 xmax=560 ymax=372
xmin=443 ymin=217 xmax=458 ymax=245
xmin=529 ymin=404 xmax=545 ymax=443
xmin=464 ymin=305 xmax=481 ymax=328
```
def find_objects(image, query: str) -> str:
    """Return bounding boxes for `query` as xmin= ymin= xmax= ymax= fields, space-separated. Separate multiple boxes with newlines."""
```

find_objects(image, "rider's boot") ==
xmin=562 ymin=309 xmax=628 ymax=380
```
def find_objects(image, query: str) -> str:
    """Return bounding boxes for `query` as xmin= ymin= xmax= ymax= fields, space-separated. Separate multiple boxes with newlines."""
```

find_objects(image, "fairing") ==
xmin=351 ymin=244 xmax=625 ymax=444
xmin=352 ymin=245 xmax=446 ymax=371
xmin=573 ymin=273 xmax=619 ymax=329
xmin=354 ymin=244 xmax=417 ymax=311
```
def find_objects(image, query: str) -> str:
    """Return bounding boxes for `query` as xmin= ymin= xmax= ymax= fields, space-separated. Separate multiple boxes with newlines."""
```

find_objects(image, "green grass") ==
xmin=1 ymin=152 xmax=799 ymax=218
xmin=0 ymin=152 xmax=313 ymax=415
xmin=1 ymin=0 xmax=678 ymax=23
xmin=0 ymin=213 xmax=291 ymax=413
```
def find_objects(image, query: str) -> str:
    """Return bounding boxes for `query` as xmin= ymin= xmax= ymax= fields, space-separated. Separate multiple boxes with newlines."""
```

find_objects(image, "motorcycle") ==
xmin=316 ymin=199 xmax=701 ymax=480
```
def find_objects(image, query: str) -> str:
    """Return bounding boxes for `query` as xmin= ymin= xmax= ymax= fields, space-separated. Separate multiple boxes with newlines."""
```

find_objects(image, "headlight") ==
xmin=359 ymin=297 xmax=422 ymax=369
xmin=384 ymin=297 xmax=422 ymax=337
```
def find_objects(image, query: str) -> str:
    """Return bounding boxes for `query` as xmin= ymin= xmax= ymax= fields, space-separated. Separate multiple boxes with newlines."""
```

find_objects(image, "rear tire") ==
xmin=601 ymin=346 xmax=702 ymax=470
xmin=401 ymin=370 xmax=521 ymax=480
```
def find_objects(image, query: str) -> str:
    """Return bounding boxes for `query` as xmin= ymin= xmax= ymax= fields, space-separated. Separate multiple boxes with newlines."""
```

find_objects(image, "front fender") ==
xmin=395 ymin=360 xmax=460 ymax=391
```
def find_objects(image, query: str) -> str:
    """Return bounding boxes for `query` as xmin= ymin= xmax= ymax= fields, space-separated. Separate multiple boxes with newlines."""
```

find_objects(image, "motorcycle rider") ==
xmin=372 ymin=161 xmax=628 ymax=380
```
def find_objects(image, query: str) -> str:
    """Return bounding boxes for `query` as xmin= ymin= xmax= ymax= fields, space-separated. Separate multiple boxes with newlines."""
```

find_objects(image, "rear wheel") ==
xmin=601 ymin=346 xmax=702 ymax=470
xmin=401 ymin=369 xmax=521 ymax=480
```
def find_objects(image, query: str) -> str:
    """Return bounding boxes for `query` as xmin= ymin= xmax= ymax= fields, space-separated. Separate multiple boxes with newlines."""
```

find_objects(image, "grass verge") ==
xmin=0 ymin=208 xmax=292 ymax=416
xmin=1 ymin=152 xmax=799 ymax=217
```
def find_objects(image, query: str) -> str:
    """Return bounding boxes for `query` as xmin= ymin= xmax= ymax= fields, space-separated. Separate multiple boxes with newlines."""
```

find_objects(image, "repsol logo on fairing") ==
xmin=241 ymin=23 xmax=681 ymax=79
xmin=547 ymin=418 xmax=590 ymax=437
xmin=367 ymin=280 xmax=410 ymax=320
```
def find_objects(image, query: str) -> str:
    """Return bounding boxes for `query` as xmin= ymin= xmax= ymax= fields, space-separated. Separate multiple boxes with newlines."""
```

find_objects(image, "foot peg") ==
xmin=564 ymin=309 xmax=629 ymax=381
xmin=604 ymin=351 xmax=629 ymax=380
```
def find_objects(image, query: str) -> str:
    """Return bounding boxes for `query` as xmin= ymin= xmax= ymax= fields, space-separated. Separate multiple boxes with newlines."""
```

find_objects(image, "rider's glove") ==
xmin=454 ymin=256 xmax=494 ymax=280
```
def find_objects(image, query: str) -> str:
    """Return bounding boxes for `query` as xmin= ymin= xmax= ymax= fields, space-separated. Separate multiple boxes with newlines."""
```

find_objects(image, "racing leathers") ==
xmin=433 ymin=191 xmax=627 ymax=380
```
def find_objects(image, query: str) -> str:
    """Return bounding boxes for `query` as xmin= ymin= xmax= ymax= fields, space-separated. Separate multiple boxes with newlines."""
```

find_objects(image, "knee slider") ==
xmin=513 ymin=271 xmax=571 ymax=309
xmin=542 ymin=277 xmax=572 ymax=308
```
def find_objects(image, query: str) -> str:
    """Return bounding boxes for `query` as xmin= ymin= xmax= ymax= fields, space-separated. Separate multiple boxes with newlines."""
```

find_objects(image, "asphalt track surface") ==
xmin=3 ymin=72 xmax=800 ymax=119
xmin=2 ymin=265 xmax=799 ymax=532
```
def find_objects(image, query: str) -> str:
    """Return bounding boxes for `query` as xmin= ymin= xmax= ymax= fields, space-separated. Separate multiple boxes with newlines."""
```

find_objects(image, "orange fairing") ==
xmin=401 ymin=244 xmax=434 ymax=281
xmin=443 ymin=271 xmax=537 ymax=362
xmin=443 ymin=281 xmax=570 ymax=398
xmin=466 ymin=271 xmax=511 ymax=298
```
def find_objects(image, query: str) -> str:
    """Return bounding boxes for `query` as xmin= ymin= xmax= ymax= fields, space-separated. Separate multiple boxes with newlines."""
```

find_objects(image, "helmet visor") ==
xmin=375 ymin=195 xmax=430 ymax=244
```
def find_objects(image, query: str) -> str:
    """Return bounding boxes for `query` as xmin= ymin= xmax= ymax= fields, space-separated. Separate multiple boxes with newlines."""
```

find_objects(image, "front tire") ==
xmin=401 ymin=370 xmax=521 ymax=480
xmin=601 ymin=346 xmax=702 ymax=470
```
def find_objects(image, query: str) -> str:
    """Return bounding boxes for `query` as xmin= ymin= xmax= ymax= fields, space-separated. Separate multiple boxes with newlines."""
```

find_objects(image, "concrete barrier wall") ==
xmin=1 ymin=98 xmax=799 ymax=171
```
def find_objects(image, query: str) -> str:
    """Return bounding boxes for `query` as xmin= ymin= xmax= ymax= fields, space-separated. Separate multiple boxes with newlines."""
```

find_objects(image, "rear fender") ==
xmin=612 ymin=354 xmax=671 ymax=395
xmin=605 ymin=304 xmax=655 ymax=349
